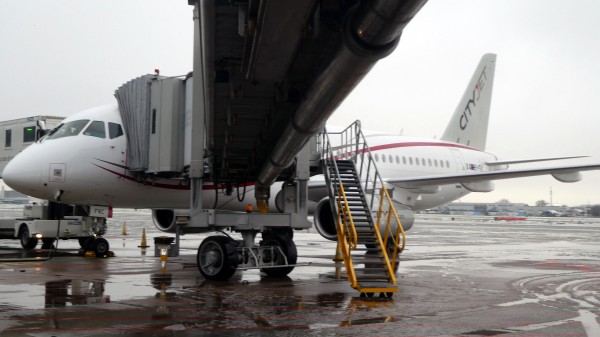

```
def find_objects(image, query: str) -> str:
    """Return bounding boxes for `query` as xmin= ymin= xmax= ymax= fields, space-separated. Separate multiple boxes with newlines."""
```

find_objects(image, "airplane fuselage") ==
xmin=361 ymin=133 xmax=497 ymax=210
xmin=3 ymin=104 xmax=497 ymax=212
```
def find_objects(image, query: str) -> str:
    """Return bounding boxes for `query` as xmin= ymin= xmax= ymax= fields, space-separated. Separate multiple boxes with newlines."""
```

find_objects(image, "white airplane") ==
xmin=2 ymin=53 xmax=599 ymax=240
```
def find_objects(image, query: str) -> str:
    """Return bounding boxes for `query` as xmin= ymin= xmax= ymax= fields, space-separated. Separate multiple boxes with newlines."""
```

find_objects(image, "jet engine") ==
xmin=152 ymin=209 xmax=188 ymax=233
xmin=313 ymin=197 xmax=415 ymax=241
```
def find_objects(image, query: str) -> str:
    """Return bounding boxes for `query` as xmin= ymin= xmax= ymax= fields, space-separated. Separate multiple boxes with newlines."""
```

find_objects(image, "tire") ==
xmin=19 ymin=225 xmax=38 ymax=250
xmin=79 ymin=237 xmax=93 ymax=249
xmin=260 ymin=235 xmax=297 ymax=277
xmin=42 ymin=238 xmax=56 ymax=245
xmin=41 ymin=238 xmax=56 ymax=250
xmin=263 ymin=228 xmax=294 ymax=242
xmin=197 ymin=236 xmax=239 ymax=281
xmin=91 ymin=238 xmax=110 ymax=257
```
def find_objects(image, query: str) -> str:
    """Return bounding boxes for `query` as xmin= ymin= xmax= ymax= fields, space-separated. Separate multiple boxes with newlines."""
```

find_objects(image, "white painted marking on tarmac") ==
xmin=497 ymin=273 xmax=600 ymax=337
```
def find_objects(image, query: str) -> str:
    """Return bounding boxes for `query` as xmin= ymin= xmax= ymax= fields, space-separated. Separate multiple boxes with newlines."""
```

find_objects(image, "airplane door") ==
xmin=450 ymin=149 xmax=466 ymax=172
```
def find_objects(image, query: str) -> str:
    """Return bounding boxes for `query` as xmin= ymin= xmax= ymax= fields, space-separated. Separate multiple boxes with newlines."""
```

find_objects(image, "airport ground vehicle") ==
xmin=0 ymin=203 xmax=110 ymax=256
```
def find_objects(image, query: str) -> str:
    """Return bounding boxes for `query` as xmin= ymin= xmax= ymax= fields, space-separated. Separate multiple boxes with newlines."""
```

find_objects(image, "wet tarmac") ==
xmin=0 ymin=206 xmax=599 ymax=336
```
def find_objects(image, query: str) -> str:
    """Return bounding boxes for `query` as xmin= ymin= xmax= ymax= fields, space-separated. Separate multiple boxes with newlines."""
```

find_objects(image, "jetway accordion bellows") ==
xmin=114 ymin=75 xmax=153 ymax=172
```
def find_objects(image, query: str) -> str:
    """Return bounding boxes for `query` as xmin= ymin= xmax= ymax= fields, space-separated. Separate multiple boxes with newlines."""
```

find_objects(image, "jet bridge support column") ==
xmin=189 ymin=2 xmax=211 ymax=228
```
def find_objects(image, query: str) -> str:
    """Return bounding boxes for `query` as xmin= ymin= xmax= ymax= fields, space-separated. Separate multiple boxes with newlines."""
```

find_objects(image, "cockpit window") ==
xmin=45 ymin=120 xmax=90 ymax=140
xmin=83 ymin=121 xmax=106 ymax=138
xmin=108 ymin=122 xmax=124 ymax=139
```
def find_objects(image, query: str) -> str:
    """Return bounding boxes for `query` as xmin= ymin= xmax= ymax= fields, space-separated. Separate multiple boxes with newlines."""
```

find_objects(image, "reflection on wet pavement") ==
xmin=0 ymin=208 xmax=599 ymax=336
xmin=45 ymin=279 xmax=109 ymax=307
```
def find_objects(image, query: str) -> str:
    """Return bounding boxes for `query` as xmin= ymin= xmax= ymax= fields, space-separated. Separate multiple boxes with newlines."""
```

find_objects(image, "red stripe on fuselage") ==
xmin=367 ymin=141 xmax=479 ymax=152
xmin=93 ymin=160 xmax=255 ymax=191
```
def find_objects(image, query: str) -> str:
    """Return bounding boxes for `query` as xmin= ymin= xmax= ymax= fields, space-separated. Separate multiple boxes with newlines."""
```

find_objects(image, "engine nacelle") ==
xmin=313 ymin=198 xmax=338 ymax=241
xmin=152 ymin=209 xmax=189 ymax=233
xmin=313 ymin=197 xmax=415 ymax=242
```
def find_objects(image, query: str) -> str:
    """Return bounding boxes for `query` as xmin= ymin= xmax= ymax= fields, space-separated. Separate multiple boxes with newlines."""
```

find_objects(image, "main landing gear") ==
xmin=197 ymin=230 xmax=298 ymax=281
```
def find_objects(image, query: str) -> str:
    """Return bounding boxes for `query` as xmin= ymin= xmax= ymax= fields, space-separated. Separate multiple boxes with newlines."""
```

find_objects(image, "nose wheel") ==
xmin=79 ymin=237 xmax=110 ymax=257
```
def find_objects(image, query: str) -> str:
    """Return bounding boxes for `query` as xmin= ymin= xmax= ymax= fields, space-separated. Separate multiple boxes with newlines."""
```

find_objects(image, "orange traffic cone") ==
xmin=138 ymin=228 xmax=150 ymax=248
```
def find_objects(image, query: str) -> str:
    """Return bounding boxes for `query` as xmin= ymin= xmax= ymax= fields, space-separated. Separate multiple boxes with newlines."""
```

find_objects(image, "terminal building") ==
xmin=429 ymin=202 xmax=588 ymax=217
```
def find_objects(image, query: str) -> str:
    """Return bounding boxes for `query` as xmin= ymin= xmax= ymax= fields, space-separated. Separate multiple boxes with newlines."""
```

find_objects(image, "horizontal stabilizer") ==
xmin=486 ymin=156 xmax=588 ymax=166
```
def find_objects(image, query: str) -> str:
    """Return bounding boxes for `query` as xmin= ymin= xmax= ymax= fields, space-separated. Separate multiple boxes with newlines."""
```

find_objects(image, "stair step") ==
xmin=356 ymin=266 xmax=388 ymax=272
xmin=354 ymin=275 xmax=390 ymax=281
xmin=358 ymin=281 xmax=395 ymax=289
xmin=350 ymin=255 xmax=386 ymax=261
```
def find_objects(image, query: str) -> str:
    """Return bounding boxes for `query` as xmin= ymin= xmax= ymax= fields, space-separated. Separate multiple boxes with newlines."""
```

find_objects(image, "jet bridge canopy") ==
xmin=190 ymin=0 xmax=428 ymax=190
xmin=113 ymin=0 xmax=428 ymax=208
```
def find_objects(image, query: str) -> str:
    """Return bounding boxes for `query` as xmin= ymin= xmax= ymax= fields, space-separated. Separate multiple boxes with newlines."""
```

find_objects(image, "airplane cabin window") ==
xmin=428 ymin=159 xmax=432 ymax=167
xmin=396 ymin=155 xmax=400 ymax=164
xmin=46 ymin=120 xmax=90 ymax=140
xmin=108 ymin=122 xmax=124 ymax=139
xmin=389 ymin=155 xmax=393 ymax=163
xmin=374 ymin=153 xmax=379 ymax=161
xmin=403 ymin=156 xmax=407 ymax=165
xmin=434 ymin=159 xmax=438 ymax=167
xmin=382 ymin=154 xmax=386 ymax=163
xmin=83 ymin=121 xmax=106 ymax=138
xmin=409 ymin=157 xmax=413 ymax=165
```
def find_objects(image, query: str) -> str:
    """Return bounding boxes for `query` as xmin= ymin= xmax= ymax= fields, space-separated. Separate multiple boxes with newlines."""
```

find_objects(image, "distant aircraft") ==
xmin=3 ymin=54 xmax=599 ymax=240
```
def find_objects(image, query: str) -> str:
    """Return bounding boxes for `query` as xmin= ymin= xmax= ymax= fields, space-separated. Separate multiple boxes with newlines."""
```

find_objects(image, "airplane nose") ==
xmin=2 ymin=151 xmax=41 ymax=195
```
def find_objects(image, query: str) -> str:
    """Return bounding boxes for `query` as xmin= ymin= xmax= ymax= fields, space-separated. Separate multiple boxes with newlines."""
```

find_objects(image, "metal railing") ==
xmin=319 ymin=121 xmax=406 ymax=285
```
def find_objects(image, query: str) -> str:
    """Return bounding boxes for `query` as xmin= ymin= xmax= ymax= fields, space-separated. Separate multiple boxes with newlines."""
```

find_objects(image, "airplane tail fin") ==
xmin=441 ymin=53 xmax=496 ymax=151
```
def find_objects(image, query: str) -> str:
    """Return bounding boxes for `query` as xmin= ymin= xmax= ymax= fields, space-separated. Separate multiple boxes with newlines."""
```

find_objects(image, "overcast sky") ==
xmin=1 ymin=0 xmax=600 ymax=206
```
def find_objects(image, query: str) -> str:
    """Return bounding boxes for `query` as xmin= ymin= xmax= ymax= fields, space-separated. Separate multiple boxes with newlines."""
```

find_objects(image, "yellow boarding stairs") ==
xmin=320 ymin=121 xmax=406 ymax=298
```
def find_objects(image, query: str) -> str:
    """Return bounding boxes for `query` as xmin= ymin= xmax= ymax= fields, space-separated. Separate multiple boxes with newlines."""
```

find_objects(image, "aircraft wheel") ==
xmin=260 ymin=235 xmax=297 ymax=277
xmin=79 ymin=237 xmax=93 ymax=248
xmin=91 ymin=238 xmax=110 ymax=257
xmin=19 ymin=225 xmax=38 ymax=250
xmin=197 ymin=236 xmax=239 ymax=281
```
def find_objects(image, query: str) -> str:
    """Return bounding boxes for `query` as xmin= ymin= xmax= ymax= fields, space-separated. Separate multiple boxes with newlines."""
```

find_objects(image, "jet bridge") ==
xmin=114 ymin=0 xmax=427 ymax=282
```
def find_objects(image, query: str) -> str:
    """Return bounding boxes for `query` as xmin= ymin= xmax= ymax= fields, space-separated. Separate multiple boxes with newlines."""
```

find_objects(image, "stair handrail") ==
xmin=376 ymin=186 xmax=406 ymax=268
xmin=337 ymin=183 xmax=358 ymax=249
xmin=320 ymin=127 xmax=359 ymax=288
xmin=321 ymin=121 xmax=407 ymax=282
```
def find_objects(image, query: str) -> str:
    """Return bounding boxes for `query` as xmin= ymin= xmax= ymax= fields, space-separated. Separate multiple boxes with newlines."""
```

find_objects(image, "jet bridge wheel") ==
xmin=18 ymin=225 xmax=38 ymax=250
xmin=197 ymin=236 xmax=239 ymax=281
xmin=259 ymin=235 xmax=297 ymax=277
